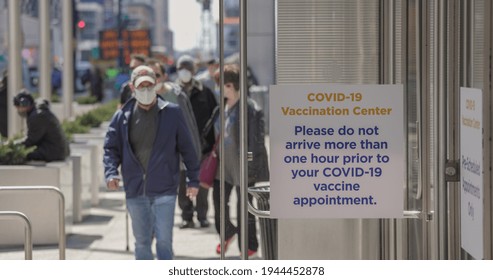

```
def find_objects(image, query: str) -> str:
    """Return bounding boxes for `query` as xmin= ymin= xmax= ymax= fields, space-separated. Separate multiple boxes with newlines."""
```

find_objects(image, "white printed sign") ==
xmin=269 ymin=84 xmax=405 ymax=218
xmin=460 ymin=87 xmax=483 ymax=260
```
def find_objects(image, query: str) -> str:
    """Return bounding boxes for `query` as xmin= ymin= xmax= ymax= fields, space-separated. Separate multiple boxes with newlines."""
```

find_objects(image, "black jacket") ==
xmin=0 ymin=75 xmax=7 ymax=137
xmin=178 ymin=79 xmax=218 ymax=155
xmin=247 ymin=100 xmax=270 ymax=184
xmin=23 ymin=101 xmax=69 ymax=162
xmin=214 ymin=99 xmax=270 ymax=185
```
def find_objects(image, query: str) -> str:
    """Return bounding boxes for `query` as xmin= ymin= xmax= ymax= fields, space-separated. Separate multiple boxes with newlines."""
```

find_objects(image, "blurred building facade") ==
xmin=0 ymin=0 xmax=273 ymax=86
xmin=76 ymin=1 xmax=104 ymax=63
xmin=219 ymin=0 xmax=240 ymax=57
xmin=0 ymin=0 xmax=63 ymax=68
xmin=77 ymin=0 xmax=173 ymax=61
xmin=0 ymin=0 xmax=63 ymax=92
xmin=213 ymin=0 xmax=275 ymax=88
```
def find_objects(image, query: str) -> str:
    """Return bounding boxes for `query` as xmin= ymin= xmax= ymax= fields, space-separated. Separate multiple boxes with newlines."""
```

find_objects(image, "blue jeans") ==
xmin=126 ymin=195 xmax=177 ymax=260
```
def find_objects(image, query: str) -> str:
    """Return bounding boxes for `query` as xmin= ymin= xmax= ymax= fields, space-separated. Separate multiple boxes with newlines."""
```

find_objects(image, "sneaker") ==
xmin=179 ymin=220 xmax=195 ymax=229
xmin=247 ymin=249 xmax=257 ymax=257
xmin=199 ymin=219 xmax=210 ymax=228
xmin=216 ymin=237 xmax=234 ymax=254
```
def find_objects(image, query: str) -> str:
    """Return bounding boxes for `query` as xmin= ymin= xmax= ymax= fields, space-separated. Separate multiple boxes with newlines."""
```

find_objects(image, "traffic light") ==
xmin=77 ymin=20 xmax=86 ymax=29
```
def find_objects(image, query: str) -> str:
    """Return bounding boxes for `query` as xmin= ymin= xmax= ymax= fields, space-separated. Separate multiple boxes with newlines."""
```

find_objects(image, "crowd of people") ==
xmin=1 ymin=52 xmax=269 ymax=261
xmin=103 ymin=53 xmax=269 ymax=260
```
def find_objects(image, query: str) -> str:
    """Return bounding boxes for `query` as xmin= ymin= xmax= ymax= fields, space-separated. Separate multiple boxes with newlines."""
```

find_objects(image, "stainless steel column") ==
xmin=39 ymin=0 xmax=51 ymax=101
xmin=483 ymin=0 xmax=493 ymax=260
xmin=456 ymin=0 xmax=474 ymax=259
xmin=7 ymin=0 xmax=22 ymax=137
xmin=416 ymin=0 xmax=436 ymax=259
xmin=435 ymin=0 xmax=449 ymax=259
xmin=462 ymin=0 xmax=473 ymax=87
xmin=435 ymin=0 xmax=464 ymax=260
xmin=380 ymin=0 xmax=396 ymax=260
xmin=398 ymin=0 xmax=410 ymax=260
xmin=218 ymin=0 xmax=227 ymax=260
xmin=381 ymin=0 xmax=395 ymax=83
xmin=62 ymin=0 xmax=74 ymax=119
xmin=239 ymin=0 xmax=249 ymax=260
xmin=443 ymin=0 xmax=464 ymax=260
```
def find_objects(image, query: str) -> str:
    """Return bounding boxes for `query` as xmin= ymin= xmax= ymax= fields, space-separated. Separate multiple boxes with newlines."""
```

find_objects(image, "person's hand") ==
xmin=186 ymin=186 xmax=199 ymax=199
xmin=107 ymin=178 xmax=120 ymax=191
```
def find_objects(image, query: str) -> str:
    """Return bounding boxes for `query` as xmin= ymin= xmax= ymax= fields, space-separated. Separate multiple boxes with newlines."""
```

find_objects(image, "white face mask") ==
xmin=134 ymin=87 xmax=156 ymax=105
xmin=178 ymin=69 xmax=192 ymax=83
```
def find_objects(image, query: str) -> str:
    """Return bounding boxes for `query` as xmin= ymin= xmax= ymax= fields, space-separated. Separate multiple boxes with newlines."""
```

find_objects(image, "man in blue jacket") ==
xmin=103 ymin=65 xmax=200 ymax=260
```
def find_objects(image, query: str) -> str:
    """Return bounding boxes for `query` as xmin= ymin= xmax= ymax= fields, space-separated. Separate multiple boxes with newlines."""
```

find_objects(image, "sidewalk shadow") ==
xmin=94 ymin=198 xmax=126 ymax=212
xmin=78 ymin=214 xmax=113 ymax=225
xmin=0 ymin=233 xmax=104 ymax=252
xmin=67 ymin=233 xmax=103 ymax=249
xmin=84 ymin=247 xmax=134 ymax=257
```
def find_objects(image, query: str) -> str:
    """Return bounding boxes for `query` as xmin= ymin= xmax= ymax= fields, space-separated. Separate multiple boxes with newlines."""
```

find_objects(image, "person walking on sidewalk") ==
xmin=103 ymin=65 xmax=200 ymax=260
xmin=118 ymin=53 xmax=147 ymax=108
xmin=175 ymin=55 xmax=218 ymax=229
xmin=145 ymin=58 xmax=201 ymax=158
xmin=212 ymin=64 xmax=269 ymax=257
xmin=146 ymin=60 xmax=204 ymax=222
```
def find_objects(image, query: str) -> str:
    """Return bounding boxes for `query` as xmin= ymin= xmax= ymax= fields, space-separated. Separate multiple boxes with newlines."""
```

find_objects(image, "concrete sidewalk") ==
xmin=0 ymin=188 xmax=262 ymax=260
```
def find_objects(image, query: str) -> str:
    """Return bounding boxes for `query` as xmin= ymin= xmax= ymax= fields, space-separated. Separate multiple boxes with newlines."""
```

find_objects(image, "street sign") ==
xmin=460 ymin=87 xmax=483 ymax=260
xmin=269 ymin=84 xmax=405 ymax=218
xmin=99 ymin=29 xmax=151 ymax=64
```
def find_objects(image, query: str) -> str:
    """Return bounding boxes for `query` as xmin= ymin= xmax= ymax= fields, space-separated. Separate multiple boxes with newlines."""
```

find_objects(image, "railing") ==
xmin=0 ymin=211 xmax=33 ymax=260
xmin=248 ymin=183 xmax=271 ymax=218
xmin=0 ymin=186 xmax=66 ymax=260
xmin=248 ymin=183 xmax=423 ymax=220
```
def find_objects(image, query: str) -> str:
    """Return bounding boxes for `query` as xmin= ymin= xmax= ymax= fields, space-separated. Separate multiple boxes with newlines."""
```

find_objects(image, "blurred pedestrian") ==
xmin=147 ymin=59 xmax=203 ymax=224
xmin=196 ymin=57 xmax=219 ymax=102
xmin=0 ymin=71 xmax=7 ymax=137
xmin=51 ymin=66 xmax=62 ymax=96
xmin=90 ymin=67 xmax=104 ymax=102
xmin=118 ymin=54 xmax=147 ymax=108
xmin=103 ymin=65 xmax=200 ymax=260
xmin=13 ymin=89 xmax=69 ymax=162
xmin=212 ymin=64 xmax=269 ymax=257
xmin=146 ymin=59 xmax=201 ymax=157
xmin=175 ymin=54 xmax=218 ymax=229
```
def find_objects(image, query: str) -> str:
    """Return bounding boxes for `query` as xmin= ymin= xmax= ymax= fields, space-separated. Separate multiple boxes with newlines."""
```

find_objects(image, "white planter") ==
xmin=0 ymin=165 xmax=69 ymax=246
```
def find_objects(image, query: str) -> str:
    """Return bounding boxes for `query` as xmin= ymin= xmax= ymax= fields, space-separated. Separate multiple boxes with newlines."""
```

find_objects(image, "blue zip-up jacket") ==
xmin=103 ymin=97 xmax=200 ymax=198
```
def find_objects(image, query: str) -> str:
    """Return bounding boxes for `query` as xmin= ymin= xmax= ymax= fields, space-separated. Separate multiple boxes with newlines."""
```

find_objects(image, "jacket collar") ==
xmin=156 ymin=97 xmax=170 ymax=110
xmin=121 ymin=96 xmax=170 ymax=121
xmin=177 ymin=78 xmax=203 ymax=92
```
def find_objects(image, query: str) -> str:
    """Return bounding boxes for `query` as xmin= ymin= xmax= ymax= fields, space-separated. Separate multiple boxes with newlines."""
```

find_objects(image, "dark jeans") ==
xmin=212 ymin=179 xmax=258 ymax=251
xmin=178 ymin=170 xmax=209 ymax=221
